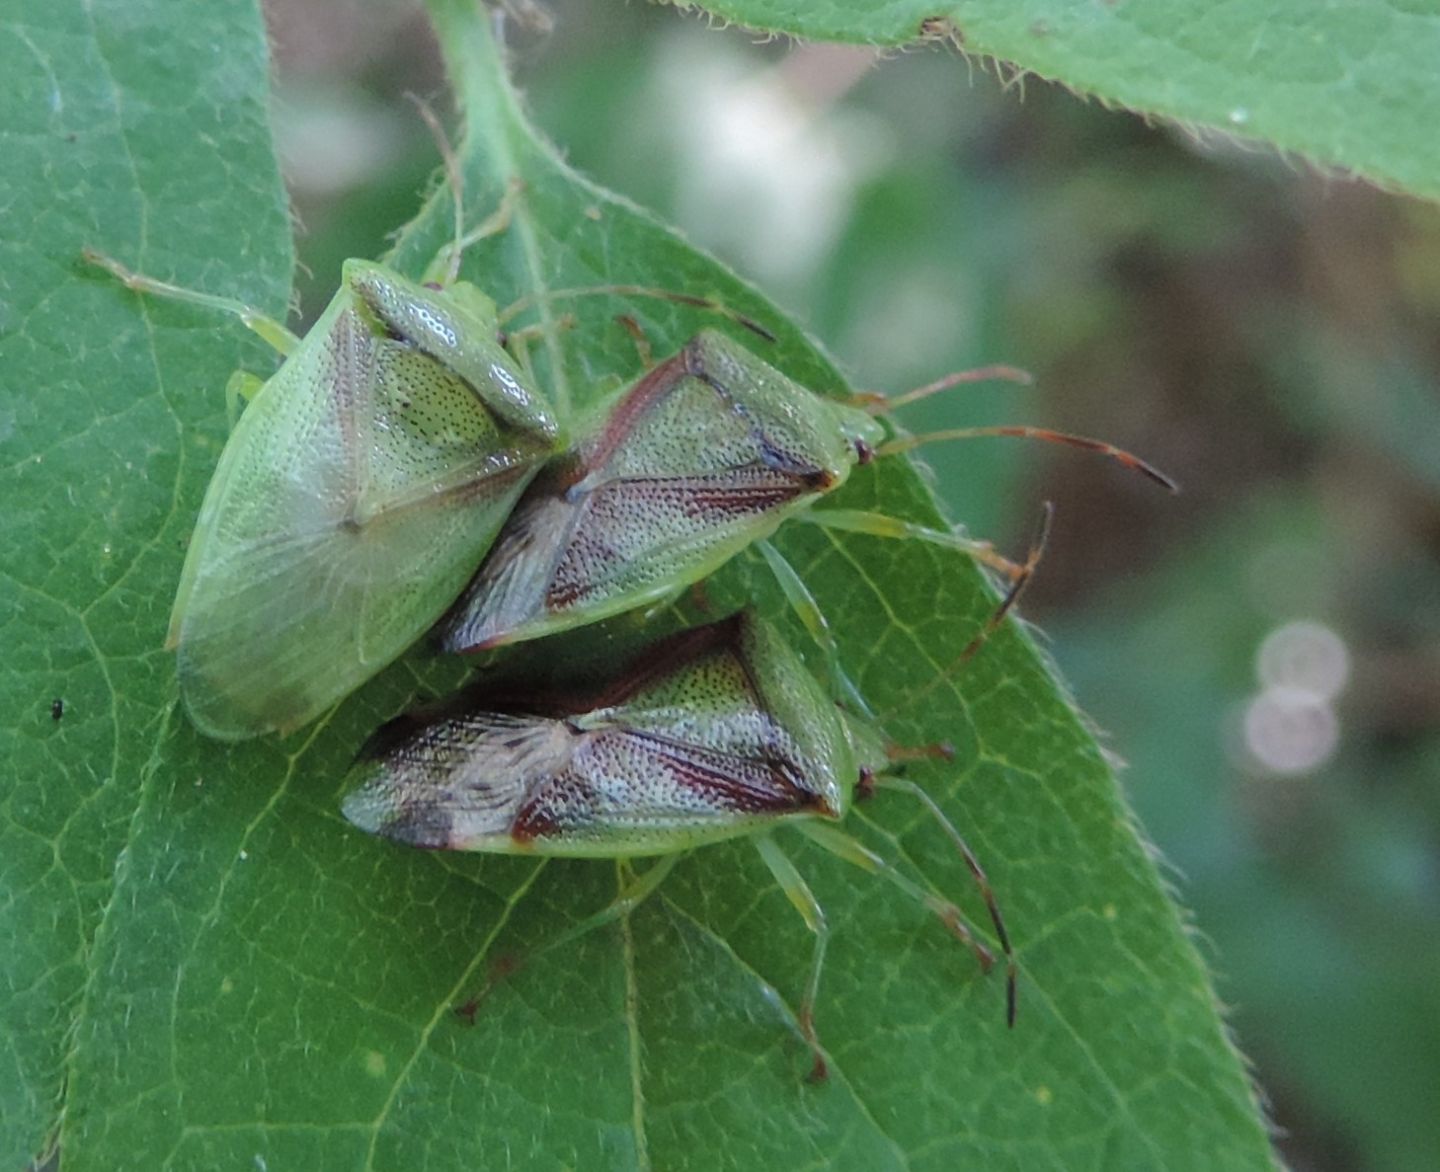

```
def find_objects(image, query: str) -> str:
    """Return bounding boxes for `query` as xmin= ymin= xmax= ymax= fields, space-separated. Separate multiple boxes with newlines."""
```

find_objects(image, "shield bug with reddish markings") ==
xmin=342 ymin=608 xmax=1015 ymax=1080
xmin=83 ymin=100 xmax=781 ymax=742
xmin=436 ymin=328 xmax=1174 ymax=703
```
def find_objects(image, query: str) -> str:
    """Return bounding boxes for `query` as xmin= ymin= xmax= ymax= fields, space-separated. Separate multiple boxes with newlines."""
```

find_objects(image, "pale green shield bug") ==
xmin=436 ymin=328 xmax=1175 ymax=701
xmin=84 ymin=178 xmax=563 ymax=739
xmin=342 ymin=609 xmax=1013 ymax=1079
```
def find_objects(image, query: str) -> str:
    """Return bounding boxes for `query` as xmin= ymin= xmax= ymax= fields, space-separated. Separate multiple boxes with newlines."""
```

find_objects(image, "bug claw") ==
xmin=797 ymin=1007 xmax=829 ymax=1083
xmin=454 ymin=953 xmax=526 ymax=1026
xmin=806 ymin=1052 xmax=830 ymax=1084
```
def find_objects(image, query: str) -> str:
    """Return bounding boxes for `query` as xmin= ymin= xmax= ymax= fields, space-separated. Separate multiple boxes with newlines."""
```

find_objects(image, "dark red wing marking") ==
xmin=582 ymin=349 xmax=693 ymax=473
xmin=511 ymin=788 xmax=566 ymax=844
xmin=579 ymin=335 xmax=832 ymax=484
xmin=678 ymin=479 xmax=815 ymax=520
xmin=507 ymin=727 xmax=819 ymax=846
xmin=642 ymin=737 xmax=822 ymax=816
xmin=583 ymin=618 xmax=748 ymax=710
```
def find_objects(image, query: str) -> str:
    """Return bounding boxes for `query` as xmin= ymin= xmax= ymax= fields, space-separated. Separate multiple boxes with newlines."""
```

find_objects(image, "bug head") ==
xmin=344 ymin=261 xmax=460 ymax=346
xmin=831 ymin=402 xmax=886 ymax=471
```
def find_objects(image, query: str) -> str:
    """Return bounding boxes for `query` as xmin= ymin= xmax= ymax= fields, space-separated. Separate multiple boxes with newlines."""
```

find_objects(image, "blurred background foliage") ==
xmin=261 ymin=2 xmax=1440 ymax=1168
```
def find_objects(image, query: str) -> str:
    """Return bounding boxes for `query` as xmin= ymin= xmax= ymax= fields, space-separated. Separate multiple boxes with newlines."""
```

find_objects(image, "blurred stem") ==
xmin=425 ymin=0 xmax=515 ymax=165
xmin=421 ymin=0 xmax=574 ymax=418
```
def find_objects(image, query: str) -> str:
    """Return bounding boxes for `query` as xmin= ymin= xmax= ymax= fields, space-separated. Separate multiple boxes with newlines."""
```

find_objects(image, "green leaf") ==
xmin=0 ymin=0 xmax=291 ymax=1164
xmin=0 ymin=0 xmax=1273 ymax=1167
xmin=668 ymin=0 xmax=1440 ymax=204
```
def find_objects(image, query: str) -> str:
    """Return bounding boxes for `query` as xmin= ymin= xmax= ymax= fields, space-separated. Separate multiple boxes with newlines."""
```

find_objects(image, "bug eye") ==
xmin=854 ymin=439 xmax=875 ymax=465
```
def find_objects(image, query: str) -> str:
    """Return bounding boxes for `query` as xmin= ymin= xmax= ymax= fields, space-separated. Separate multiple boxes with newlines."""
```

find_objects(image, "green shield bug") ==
xmin=82 ymin=100 xmax=574 ymax=741
xmin=437 ymin=329 xmax=1175 ymax=699
xmin=83 ymin=245 xmax=561 ymax=741
xmin=342 ymin=609 xmax=1013 ymax=1080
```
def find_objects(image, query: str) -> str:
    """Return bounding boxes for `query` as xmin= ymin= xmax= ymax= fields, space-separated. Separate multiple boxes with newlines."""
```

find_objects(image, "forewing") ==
xmin=344 ymin=617 xmax=846 ymax=856
xmin=444 ymin=332 xmax=856 ymax=649
xmin=172 ymin=305 xmax=547 ymax=738
xmin=343 ymin=712 xmax=572 ymax=849
xmin=352 ymin=339 xmax=547 ymax=660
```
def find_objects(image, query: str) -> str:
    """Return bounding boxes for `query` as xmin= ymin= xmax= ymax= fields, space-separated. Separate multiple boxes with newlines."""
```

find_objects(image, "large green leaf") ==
xmin=671 ymin=0 xmax=1440 ymax=204
xmin=0 ymin=0 xmax=291 ymax=1163
xmin=1 ymin=0 xmax=1273 ymax=1166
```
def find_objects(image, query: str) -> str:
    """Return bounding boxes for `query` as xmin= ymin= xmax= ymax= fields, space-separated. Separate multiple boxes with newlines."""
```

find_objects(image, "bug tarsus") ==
xmin=885 ymin=740 xmax=955 ymax=764
xmin=614 ymin=313 xmax=655 ymax=370
xmin=799 ymin=1007 xmax=829 ymax=1084
xmin=877 ymin=775 xmax=1020 ymax=1027
xmin=950 ymin=499 xmax=1053 ymax=671
xmin=454 ymin=952 xmax=526 ymax=1026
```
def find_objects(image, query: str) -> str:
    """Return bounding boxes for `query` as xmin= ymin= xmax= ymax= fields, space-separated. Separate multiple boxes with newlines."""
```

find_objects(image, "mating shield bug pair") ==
xmin=86 ymin=116 xmax=1173 ymax=1074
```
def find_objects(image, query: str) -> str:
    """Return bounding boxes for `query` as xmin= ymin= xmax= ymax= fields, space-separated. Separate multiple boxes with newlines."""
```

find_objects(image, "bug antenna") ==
xmin=854 ymin=364 xmax=1034 ymax=415
xmin=874 ymin=774 xmax=1017 ymax=1026
xmin=406 ymin=93 xmax=467 ymax=286
xmin=614 ymin=314 xmax=655 ymax=370
xmin=498 ymin=285 xmax=777 ymax=343
xmin=878 ymin=425 xmax=1178 ymax=493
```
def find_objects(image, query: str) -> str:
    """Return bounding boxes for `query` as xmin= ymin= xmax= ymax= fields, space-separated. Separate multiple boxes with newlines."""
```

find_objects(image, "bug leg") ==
xmin=869 ymin=503 xmax=1052 ymax=729
xmin=427 ymin=173 xmax=524 ymax=287
xmin=502 ymin=313 xmax=577 ymax=352
xmin=223 ymin=371 xmax=266 ymax=429
xmin=870 ymin=776 xmax=1017 ymax=1027
xmin=82 ymin=249 xmax=302 ymax=355
xmin=754 ymin=835 xmax=830 ymax=1082
xmin=451 ymin=179 xmax=524 ymax=257
xmin=947 ymin=501 xmax=1052 ymax=673
xmin=755 ymin=539 xmax=873 ymax=718
xmin=500 ymin=312 xmax=578 ymax=391
xmin=522 ymin=854 xmax=682 ymax=958
xmin=498 ymin=284 xmax=775 ymax=343
xmin=792 ymin=819 xmax=1011 ymax=1021
xmin=799 ymin=508 xmax=1027 ymax=582
xmin=614 ymin=314 xmax=655 ymax=370
xmin=407 ymin=90 xmax=525 ymax=287
xmin=457 ymin=854 xmax=683 ymax=1022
